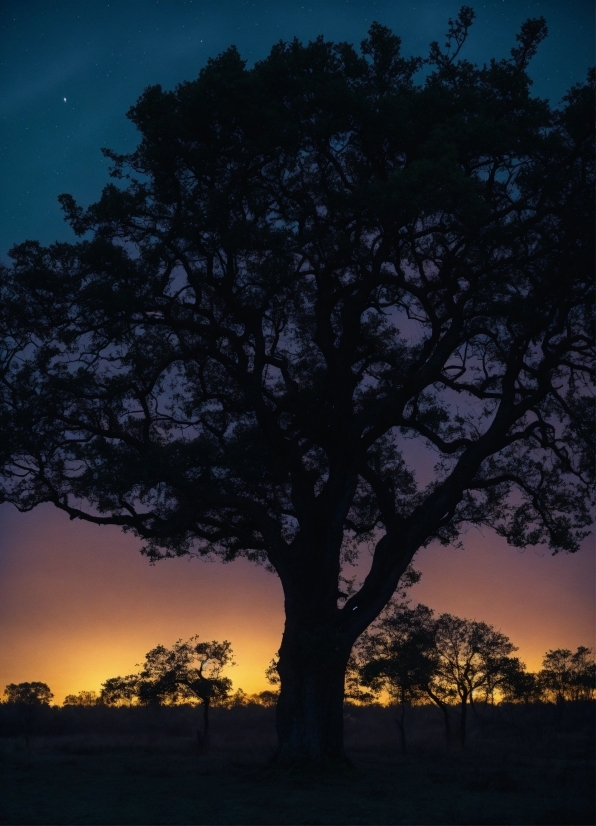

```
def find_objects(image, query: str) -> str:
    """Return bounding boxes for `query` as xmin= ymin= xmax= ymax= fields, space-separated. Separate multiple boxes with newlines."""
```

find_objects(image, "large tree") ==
xmin=0 ymin=8 xmax=593 ymax=764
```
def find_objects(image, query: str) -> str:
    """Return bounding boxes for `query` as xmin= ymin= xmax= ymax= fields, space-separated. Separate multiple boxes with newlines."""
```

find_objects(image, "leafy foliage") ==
xmin=352 ymin=598 xmax=594 ymax=751
xmin=498 ymin=657 xmax=542 ymax=704
xmin=3 ymin=682 xmax=54 ymax=706
xmin=353 ymin=599 xmax=522 ymax=745
xmin=100 ymin=636 xmax=234 ymax=706
xmin=63 ymin=690 xmax=100 ymax=706
xmin=539 ymin=646 xmax=595 ymax=702
xmin=432 ymin=613 xmax=516 ymax=709
xmin=100 ymin=674 xmax=142 ymax=706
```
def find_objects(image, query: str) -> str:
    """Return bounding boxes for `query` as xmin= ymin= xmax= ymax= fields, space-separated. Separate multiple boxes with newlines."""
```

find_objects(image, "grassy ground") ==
xmin=0 ymin=704 xmax=593 ymax=825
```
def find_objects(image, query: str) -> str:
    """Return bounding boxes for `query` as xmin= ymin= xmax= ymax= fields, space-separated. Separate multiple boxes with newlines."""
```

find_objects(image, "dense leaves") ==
xmin=99 ymin=636 xmax=234 ymax=707
xmin=351 ymin=599 xmax=595 ymax=748
xmin=3 ymin=682 xmax=54 ymax=706
xmin=353 ymin=599 xmax=518 ymax=746
xmin=63 ymin=690 xmax=101 ymax=707
xmin=539 ymin=646 xmax=596 ymax=703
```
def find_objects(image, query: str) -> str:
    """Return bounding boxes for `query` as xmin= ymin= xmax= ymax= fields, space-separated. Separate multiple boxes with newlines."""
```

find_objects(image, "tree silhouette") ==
xmin=3 ymin=682 xmax=53 ymax=705
xmin=356 ymin=602 xmax=439 ymax=752
xmin=353 ymin=602 xmax=518 ymax=748
xmin=499 ymin=657 xmax=541 ymax=705
xmin=63 ymin=690 xmax=100 ymax=706
xmin=0 ymin=7 xmax=593 ymax=764
xmin=252 ymin=690 xmax=280 ymax=708
xmin=100 ymin=636 xmax=233 ymax=747
xmin=432 ymin=614 xmax=516 ymax=746
xmin=3 ymin=682 xmax=53 ymax=745
xmin=539 ymin=646 xmax=596 ymax=703
xmin=139 ymin=636 xmax=233 ymax=746
xmin=100 ymin=674 xmax=141 ymax=706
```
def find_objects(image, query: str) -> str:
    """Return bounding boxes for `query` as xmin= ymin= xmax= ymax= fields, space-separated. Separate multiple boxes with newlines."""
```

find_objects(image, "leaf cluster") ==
xmin=3 ymin=682 xmax=54 ymax=706
xmin=99 ymin=636 xmax=234 ymax=706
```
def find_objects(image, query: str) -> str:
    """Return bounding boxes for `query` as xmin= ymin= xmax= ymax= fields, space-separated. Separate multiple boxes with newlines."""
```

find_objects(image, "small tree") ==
xmin=102 ymin=636 xmax=234 ymax=746
xmin=63 ymin=690 xmax=100 ymax=706
xmin=252 ymin=690 xmax=280 ymax=708
xmin=100 ymin=674 xmax=141 ymax=706
xmin=3 ymin=682 xmax=54 ymax=744
xmin=499 ymin=658 xmax=541 ymax=705
xmin=433 ymin=614 xmax=516 ymax=746
xmin=355 ymin=602 xmax=439 ymax=752
xmin=539 ymin=646 xmax=596 ymax=703
xmin=224 ymin=688 xmax=249 ymax=707
xmin=570 ymin=647 xmax=596 ymax=701
xmin=3 ymin=682 xmax=53 ymax=705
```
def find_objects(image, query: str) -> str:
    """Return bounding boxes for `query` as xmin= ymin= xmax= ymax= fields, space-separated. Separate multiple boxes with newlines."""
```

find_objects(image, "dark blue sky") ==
xmin=1 ymin=0 xmax=594 ymax=255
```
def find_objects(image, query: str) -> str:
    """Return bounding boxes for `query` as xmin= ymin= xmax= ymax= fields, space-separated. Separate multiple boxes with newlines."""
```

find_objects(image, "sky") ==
xmin=0 ymin=0 xmax=594 ymax=703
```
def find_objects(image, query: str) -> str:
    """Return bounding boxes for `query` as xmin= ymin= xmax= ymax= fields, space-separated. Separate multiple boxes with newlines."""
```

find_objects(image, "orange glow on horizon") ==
xmin=0 ymin=505 xmax=284 ymax=704
xmin=0 ymin=504 xmax=593 ymax=705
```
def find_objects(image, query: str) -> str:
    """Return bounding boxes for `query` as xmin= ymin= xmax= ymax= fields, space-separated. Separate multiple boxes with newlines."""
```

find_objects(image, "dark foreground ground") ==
xmin=0 ymin=703 xmax=593 ymax=825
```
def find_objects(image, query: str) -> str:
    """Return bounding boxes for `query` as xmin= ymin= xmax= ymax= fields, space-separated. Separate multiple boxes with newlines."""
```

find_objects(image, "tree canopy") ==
xmin=63 ymin=690 xmax=101 ymax=707
xmin=100 ymin=636 xmax=234 ymax=707
xmin=352 ymin=600 xmax=595 ymax=749
xmin=3 ymin=682 xmax=54 ymax=706
xmin=0 ymin=7 xmax=593 ymax=763
xmin=539 ymin=646 xmax=596 ymax=703
xmin=353 ymin=598 xmax=519 ymax=746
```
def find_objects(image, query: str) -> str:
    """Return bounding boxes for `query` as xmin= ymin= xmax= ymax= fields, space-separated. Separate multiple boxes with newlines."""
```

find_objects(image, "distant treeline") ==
xmin=343 ymin=599 xmax=595 ymax=747
xmin=3 ymin=599 xmax=594 ymax=747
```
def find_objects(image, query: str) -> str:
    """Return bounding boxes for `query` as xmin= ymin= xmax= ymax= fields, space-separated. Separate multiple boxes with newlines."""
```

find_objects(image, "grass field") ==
xmin=0 ymin=703 xmax=593 ymax=824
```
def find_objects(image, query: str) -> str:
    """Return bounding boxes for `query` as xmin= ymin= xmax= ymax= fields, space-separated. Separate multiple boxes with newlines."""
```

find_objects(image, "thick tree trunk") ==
xmin=274 ymin=621 xmax=352 ymax=766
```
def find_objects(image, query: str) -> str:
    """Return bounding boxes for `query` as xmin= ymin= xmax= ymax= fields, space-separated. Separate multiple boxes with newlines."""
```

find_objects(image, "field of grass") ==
xmin=0 ymin=703 xmax=593 ymax=824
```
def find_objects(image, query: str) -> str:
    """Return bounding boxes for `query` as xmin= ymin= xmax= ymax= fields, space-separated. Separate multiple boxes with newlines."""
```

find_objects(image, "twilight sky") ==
xmin=1 ymin=0 xmax=594 ymax=703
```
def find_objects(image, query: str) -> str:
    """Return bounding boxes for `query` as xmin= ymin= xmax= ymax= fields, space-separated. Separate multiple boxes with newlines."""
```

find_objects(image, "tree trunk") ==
xmin=274 ymin=621 xmax=352 ymax=766
xmin=396 ymin=695 xmax=407 ymax=755
xmin=442 ymin=705 xmax=452 ymax=746
xmin=197 ymin=697 xmax=210 ymax=753
xmin=203 ymin=696 xmax=210 ymax=742
xmin=554 ymin=694 xmax=565 ymax=732
xmin=426 ymin=688 xmax=452 ymax=747
xmin=460 ymin=695 xmax=468 ymax=747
